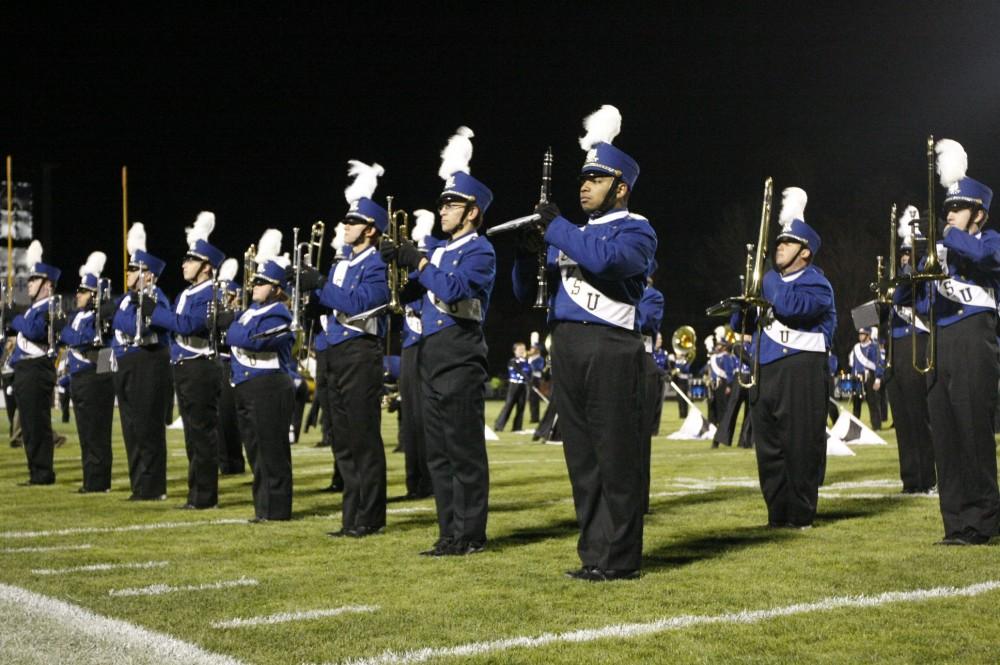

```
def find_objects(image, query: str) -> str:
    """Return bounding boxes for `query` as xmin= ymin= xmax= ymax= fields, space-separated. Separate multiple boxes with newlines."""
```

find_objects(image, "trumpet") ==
xmin=241 ymin=243 xmax=256 ymax=311
xmin=290 ymin=221 xmax=326 ymax=334
xmin=386 ymin=196 xmax=410 ymax=315
xmin=705 ymin=176 xmax=773 ymax=388
xmin=671 ymin=325 xmax=697 ymax=365
xmin=130 ymin=264 xmax=150 ymax=347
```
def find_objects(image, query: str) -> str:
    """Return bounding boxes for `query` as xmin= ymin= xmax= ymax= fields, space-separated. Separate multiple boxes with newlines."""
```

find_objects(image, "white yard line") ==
xmin=109 ymin=577 xmax=259 ymax=598
xmin=331 ymin=581 xmax=1000 ymax=665
xmin=386 ymin=507 xmax=433 ymax=515
xmin=0 ymin=582 xmax=247 ymax=665
xmin=33 ymin=560 xmax=169 ymax=576
xmin=2 ymin=543 xmax=93 ymax=554
xmin=1 ymin=518 xmax=247 ymax=540
xmin=212 ymin=605 xmax=378 ymax=629
xmin=819 ymin=492 xmax=937 ymax=500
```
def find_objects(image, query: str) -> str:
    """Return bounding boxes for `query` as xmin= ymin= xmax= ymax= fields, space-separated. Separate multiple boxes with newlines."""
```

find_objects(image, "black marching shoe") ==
xmin=444 ymin=539 xmax=486 ymax=556
xmin=419 ymin=539 xmax=454 ymax=557
xmin=320 ymin=483 xmax=344 ymax=493
xmin=248 ymin=516 xmax=269 ymax=524
xmin=346 ymin=525 xmax=385 ymax=538
xmin=327 ymin=528 xmax=350 ymax=537
xmin=936 ymin=534 xmax=992 ymax=546
xmin=565 ymin=566 xmax=598 ymax=580
xmin=583 ymin=568 xmax=641 ymax=582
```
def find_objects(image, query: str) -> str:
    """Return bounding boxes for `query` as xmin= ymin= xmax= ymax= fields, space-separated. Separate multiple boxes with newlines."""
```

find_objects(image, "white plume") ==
xmin=185 ymin=211 xmax=215 ymax=249
xmin=411 ymin=209 xmax=435 ymax=246
xmin=79 ymin=251 xmax=107 ymax=278
xmin=870 ymin=326 xmax=879 ymax=340
xmin=779 ymin=187 xmax=808 ymax=227
xmin=218 ymin=257 xmax=238 ymax=282
xmin=255 ymin=229 xmax=283 ymax=264
xmin=897 ymin=205 xmax=920 ymax=241
xmin=714 ymin=325 xmax=727 ymax=340
xmin=127 ymin=223 xmax=147 ymax=256
xmin=272 ymin=253 xmax=291 ymax=270
xmin=344 ymin=160 xmax=385 ymax=205
xmin=25 ymin=240 xmax=43 ymax=266
xmin=530 ymin=331 xmax=540 ymax=347
xmin=936 ymin=138 xmax=968 ymax=188
xmin=438 ymin=126 xmax=475 ymax=180
xmin=704 ymin=334 xmax=715 ymax=353
xmin=578 ymin=104 xmax=622 ymax=151
xmin=331 ymin=222 xmax=346 ymax=252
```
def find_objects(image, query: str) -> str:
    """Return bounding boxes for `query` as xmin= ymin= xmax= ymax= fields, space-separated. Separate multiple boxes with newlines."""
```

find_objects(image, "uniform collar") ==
xmin=588 ymin=208 xmax=630 ymax=225
xmin=30 ymin=296 xmax=51 ymax=311
xmin=184 ymin=279 xmax=214 ymax=295
xmin=445 ymin=231 xmax=478 ymax=251
xmin=780 ymin=266 xmax=809 ymax=282
xmin=348 ymin=245 xmax=376 ymax=267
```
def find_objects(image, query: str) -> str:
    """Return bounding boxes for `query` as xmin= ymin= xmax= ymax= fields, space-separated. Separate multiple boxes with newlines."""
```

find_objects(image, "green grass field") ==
xmin=2 ymin=400 xmax=1000 ymax=665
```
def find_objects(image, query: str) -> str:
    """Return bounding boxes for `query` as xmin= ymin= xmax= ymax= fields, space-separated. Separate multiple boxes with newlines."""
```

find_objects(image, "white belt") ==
xmin=115 ymin=329 xmax=159 ymax=347
xmin=232 ymin=347 xmax=280 ymax=369
xmin=177 ymin=335 xmax=212 ymax=356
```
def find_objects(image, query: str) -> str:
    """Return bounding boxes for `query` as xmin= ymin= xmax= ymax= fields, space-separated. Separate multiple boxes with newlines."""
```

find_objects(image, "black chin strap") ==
xmin=595 ymin=177 xmax=622 ymax=215
xmin=777 ymin=244 xmax=805 ymax=273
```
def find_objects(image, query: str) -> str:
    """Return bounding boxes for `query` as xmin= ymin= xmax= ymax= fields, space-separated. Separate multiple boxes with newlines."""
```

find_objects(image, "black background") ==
xmin=7 ymin=2 xmax=1000 ymax=371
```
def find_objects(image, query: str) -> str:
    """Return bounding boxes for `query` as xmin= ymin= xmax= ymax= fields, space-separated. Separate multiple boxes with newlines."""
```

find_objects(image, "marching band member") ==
xmin=849 ymin=326 xmax=883 ymax=430
xmin=227 ymin=230 xmax=296 ymax=522
xmin=493 ymin=341 xmax=531 ymax=433
xmin=526 ymin=335 xmax=545 ymax=424
xmin=59 ymin=251 xmax=114 ymax=492
xmin=8 ymin=241 xmax=62 ymax=485
xmin=914 ymin=140 xmax=999 ymax=544
xmin=885 ymin=208 xmax=934 ymax=494
xmin=709 ymin=329 xmax=739 ymax=448
xmin=149 ymin=212 xmax=227 ymax=509
xmin=398 ymin=210 xmax=434 ymax=500
xmin=299 ymin=160 xmax=390 ymax=538
xmin=513 ymin=105 xmax=656 ymax=581
xmin=215 ymin=259 xmax=246 ymax=475
xmin=112 ymin=223 xmax=172 ymax=500
xmin=731 ymin=187 xmax=836 ymax=530
xmin=383 ymin=126 xmax=496 ymax=556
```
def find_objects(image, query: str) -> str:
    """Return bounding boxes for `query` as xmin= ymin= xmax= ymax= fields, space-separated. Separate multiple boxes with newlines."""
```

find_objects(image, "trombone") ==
xmin=385 ymin=196 xmax=409 ymax=315
xmin=241 ymin=243 xmax=256 ymax=311
xmin=705 ymin=176 xmax=773 ymax=388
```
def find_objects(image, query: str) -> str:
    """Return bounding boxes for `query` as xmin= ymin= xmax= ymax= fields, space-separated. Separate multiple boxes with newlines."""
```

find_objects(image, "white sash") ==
xmin=852 ymin=344 xmax=876 ymax=371
xmin=763 ymin=317 xmax=826 ymax=352
xmin=894 ymin=305 xmax=929 ymax=332
xmin=709 ymin=355 xmax=726 ymax=381
xmin=404 ymin=305 xmax=422 ymax=336
xmin=428 ymin=234 xmax=482 ymax=322
xmin=330 ymin=247 xmax=380 ymax=334
xmin=15 ymin=333 xmax=46 ymax=359
xmin=558 ymin=253 xmax=636 ymax=330
xmin=936 ymin=278 xmax=997 ymax=309
xmin=231 ymin=347 xmax=280 ymax=370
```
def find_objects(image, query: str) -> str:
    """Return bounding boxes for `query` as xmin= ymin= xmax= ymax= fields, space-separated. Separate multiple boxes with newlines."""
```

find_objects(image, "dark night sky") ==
xmin=7 ymin=2 xmax=1000 ymax=371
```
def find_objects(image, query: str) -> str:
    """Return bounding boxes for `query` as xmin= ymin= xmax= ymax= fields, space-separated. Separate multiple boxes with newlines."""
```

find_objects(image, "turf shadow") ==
xmin=485 ymin=518 xmax=581 ymax=552
xmin=643 ymin=526 xmax=796 ymax=571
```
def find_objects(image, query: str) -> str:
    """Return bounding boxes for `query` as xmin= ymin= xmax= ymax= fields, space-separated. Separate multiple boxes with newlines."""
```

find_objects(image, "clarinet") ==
xmin=533 ymin=147 xmax=553 ymax=310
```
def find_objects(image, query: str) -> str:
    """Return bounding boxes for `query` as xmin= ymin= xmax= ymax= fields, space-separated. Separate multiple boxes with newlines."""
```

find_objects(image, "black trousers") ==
xmin=494 ymin=382 xmax=527 ymax=432
xmin=421 ymin=323 xmax=489 ymax=544
xmin=70 ymin=369 xmax=115 ymax=490
xmin=640 ymin=353 xmax=663 ymax=513
xmin=14 ymin=357 xmax=56 ymax=484
xmin=235 ymin=371 xmax=294 ymax=520
xmin=322 ymin=336 xmax=387 ymax=530
xmin=173 ymin=357 xmax=221 ymax=507
xmin=314 ymin=348 xmax=342 ymax=485
xmin=750 ymin=351 xmax=827 ymax=527
xmin=217 ymin=360 xmax=245 ymax=474
xmin=528 ymin=378 xmax=541 ymax=423
xmin=713 ymin=381 xmax=743 ymax=447
xmin=114 ymin=347 xmax=171 ymax=498
xmin=674 ymin=376 xmax=690 ymax=418
xmin=3 ymin=372 xmax=16 ymax=436
xmin=552 ymin=322 xmax=645 ymax=571
xmin=851 ymin=374 xmax=882 ymax=430
xmin=926 ymin=312 xmax=1000 ymax=540
xmin=886 ymin=334 xmax=935 ymax=493
xmin=533 ymin=392 xmax=559 ymax=442
xmin=400 ymin=344 xmax=431 ymax=496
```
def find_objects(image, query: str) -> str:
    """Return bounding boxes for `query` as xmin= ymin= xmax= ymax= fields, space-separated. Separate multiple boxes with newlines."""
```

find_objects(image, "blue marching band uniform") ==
xmin=11 ymin=119 xmax=1000 ymax=581
xmin=850 ymin=326 xmax=884 ymax=430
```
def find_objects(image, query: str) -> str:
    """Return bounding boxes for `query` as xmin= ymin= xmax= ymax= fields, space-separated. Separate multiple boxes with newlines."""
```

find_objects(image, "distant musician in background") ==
xmin=493 ymin=341 xmax=531 ymax=433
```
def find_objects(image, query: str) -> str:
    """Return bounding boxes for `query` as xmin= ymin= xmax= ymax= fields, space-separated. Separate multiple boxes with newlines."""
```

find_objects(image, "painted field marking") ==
xmin=386 ymin=507 xmax=433 ymax=515
xmin=818 ymin=492 xmax=937 ymax=500
xmin=33 ymin=560 xmax=168 ymax=576
xmin=0 ymin=582 xmax=247 ymax=665
xmin=330 ymin=580 xmax=1000 ymax=665
xmin=212 ymin=605 xmax=378 ymax=629
xmin=1 ymin=518 xmax=247 ymax=540
xmin=2 ymin=544 xmax=93 ymax=554
xmin=109 ymin=576 xmax=259 ymax=598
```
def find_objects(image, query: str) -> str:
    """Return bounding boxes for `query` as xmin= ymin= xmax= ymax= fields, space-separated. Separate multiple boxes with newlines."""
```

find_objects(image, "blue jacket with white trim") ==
xmin=150 ymin=279 xmax=217 ymax=364
xmin=417 ymin=230 xmax=495 ymax=338
xmin=316 ymin=245 xmax=389 ymax=347
xmin=226 ymin=301 xmax=294 ymax=386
